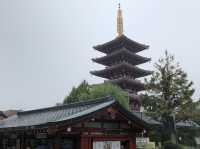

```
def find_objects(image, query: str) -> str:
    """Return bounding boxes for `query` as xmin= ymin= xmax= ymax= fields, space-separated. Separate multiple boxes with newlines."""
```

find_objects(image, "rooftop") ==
xmin=0 ymin=111 xmax=7 ymax=118
xmin=93 ymin=35 xmax=149 ymax=54
xmin=0 ymin=96 xmax=158 ymax=130
xmin=0 ymin=96 xmax=198 ymax=131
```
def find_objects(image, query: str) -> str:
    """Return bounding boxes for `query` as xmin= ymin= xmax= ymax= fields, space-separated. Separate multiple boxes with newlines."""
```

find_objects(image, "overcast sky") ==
xmin=0 ymin=0 xmax=200 ymax=111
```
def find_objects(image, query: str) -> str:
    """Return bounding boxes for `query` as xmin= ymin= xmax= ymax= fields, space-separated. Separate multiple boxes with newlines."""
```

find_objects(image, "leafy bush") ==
xmin=64 ymin=81 xmax=129 ymax=110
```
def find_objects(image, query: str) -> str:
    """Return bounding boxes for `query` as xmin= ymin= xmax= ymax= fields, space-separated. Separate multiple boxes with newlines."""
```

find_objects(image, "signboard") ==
xmin=93 ymin=141 xmax=120 ymax=149
xmin=136 ymin=137 xmax=148 ymax=149
xmin=136 ymin=137 xmax=149 ymax=144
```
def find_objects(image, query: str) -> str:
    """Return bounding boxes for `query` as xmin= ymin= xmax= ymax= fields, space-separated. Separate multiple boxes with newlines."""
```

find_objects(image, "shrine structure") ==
xmin=91 ymin=4 xmax=152 ymax=111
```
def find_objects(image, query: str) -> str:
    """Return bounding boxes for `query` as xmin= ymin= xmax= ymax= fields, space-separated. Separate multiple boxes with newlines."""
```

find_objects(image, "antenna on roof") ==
xmin=117 ymin=2 xmax=123 ymax=36
xmin=118 ymin=3 xmax=121 ymax=9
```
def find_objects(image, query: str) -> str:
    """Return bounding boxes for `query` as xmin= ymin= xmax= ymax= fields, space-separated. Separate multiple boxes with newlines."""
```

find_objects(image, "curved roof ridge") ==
xmin=91 ymin=62 xmax=153 ymax=76
xmin=94 ymin=35 xmax=149 ymax=49
xmin=18 ymin=96 xmax=114 ymax=116
xmin=92 ymin=47 xmax=151 ymax=62
xmin=0 ymin=111 xmax=7 ymax=118
xmin=93 ymin=35 xmax=149 ymax=53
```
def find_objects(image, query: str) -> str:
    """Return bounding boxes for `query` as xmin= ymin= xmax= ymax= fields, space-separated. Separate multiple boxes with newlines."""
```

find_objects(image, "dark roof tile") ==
xmin=0 ymin=96 xmax=114 ymax=129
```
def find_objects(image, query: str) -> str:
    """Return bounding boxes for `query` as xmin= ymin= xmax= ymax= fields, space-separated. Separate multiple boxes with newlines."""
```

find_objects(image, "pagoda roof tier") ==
xmin=92 ymin=47 xmax=151 ymax=66
xmin=90 ymin=62 xmax=153 ymax=79
xmin=93 ymin=35 xmax=149 ymax=54
xmin=106 ymin=78 xmax=145 ymax=92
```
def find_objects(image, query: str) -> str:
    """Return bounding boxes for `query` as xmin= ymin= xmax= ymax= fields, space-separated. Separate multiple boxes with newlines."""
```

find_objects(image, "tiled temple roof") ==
xmin=0 ymin=96 xmax=158 ymax=130
xmin=93 ymin=35 xmax=149 ymax=54
xmin=92 ymin=47 xmax=150 ymax=66
xmin=0 ymin=111 xmax=7 ymax=118
xmin=0 ymin=97 xmax=114 ymax=129
xmin=1 ymin=96 xmax=197 ymax=130
xmin=176 ymin=120 xmax=200 ymax=129
xmin=90 ymin=62 xmax=153 ymax=79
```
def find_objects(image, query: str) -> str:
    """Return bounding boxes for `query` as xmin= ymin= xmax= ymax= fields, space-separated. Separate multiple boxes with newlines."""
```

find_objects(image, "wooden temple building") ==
xmin=90 ymin=4 xmax=152 ymax=111
xmin=0 ymin=96 xmax=159 ymax=149
xmin=0 ymin=5 xmax=160 ymax=149
xmin=0 ymin=4 xmax=200 ymax=149
xmin=0 ymin=5 xmax=159 ymax=149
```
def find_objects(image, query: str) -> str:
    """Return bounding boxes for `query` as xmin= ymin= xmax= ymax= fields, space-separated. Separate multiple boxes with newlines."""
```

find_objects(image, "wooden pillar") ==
xmin=16 ymin=139 xmax=20 ymax=149
xmin=54 ymin=136 xmax=61 ymax=149
xmin=129 ymin=137 xmax=136 ymax=149
xmin=21 ymin=133 xmax=25 ymax=149
xmin=130 ymin=142 xmax=136 ymax=149
xmin=80 ymin=136 xmax=92 ymax=149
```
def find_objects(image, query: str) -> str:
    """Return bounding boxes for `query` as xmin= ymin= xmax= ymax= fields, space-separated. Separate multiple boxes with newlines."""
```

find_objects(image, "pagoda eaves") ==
xmin=92 ymin=47 xmax=151 ymax=66
xmin=91 ymin=5 xmax=152 ymax=111
xmin=93 ymin=35 xmax=149 ymax=54
xmin=90 ymin=62 xmax=152 ymax=79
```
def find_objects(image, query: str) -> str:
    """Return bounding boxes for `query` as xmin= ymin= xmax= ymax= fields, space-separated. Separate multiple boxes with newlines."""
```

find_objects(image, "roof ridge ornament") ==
xmin=117 ymin=3 xmax=123 ymax=37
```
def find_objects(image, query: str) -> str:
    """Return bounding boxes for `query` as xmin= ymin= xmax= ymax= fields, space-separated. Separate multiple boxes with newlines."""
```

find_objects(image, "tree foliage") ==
xmin=142 ymin=51 xmax=198 ymax=144
xmin=64 ymin=80 xmax=90 ymax=104
xmin=64 ymin=81 xmax=129 ymax=110
xmin=142 ymin=51 xmax=195 ymax=120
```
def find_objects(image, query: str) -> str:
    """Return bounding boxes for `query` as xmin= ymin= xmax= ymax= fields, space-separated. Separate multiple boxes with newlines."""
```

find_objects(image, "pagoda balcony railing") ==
xmin=109 ymin=60 xmax=128 ymax=66
xmin=110 ymin=76 xmax=142 ymax=83
xmin=110 ymin=75 xmax=136 ymax=80
xmin=105 ymin=61 xmax=133 ymax=68
xmin=111 ymin=76 xmax=134 ymax=80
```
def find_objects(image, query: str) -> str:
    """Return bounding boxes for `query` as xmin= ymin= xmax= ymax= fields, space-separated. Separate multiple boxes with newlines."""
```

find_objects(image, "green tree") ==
xmin=64 ymin=81 xmax=129 ymax=110
xmin=64 ymin=80 xmax=90 ymax=104
xmin=142 ymin=51 xmax=196 ymax=144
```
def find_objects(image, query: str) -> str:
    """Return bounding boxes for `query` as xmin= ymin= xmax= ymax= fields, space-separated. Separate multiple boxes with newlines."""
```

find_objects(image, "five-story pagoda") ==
xmin=90 ymin=4 xmax=152 ymax=111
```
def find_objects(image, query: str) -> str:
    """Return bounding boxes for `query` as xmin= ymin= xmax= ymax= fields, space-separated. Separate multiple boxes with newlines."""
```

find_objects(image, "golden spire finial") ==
xmin=117 ymin=3 xmax=123 ymax=36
